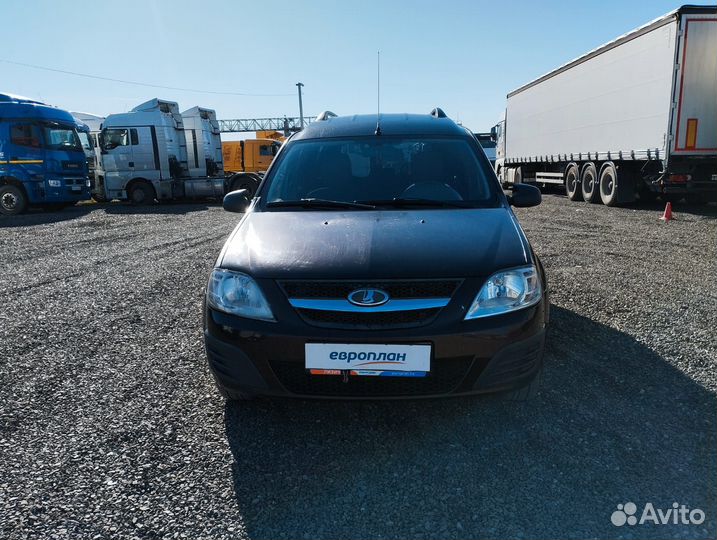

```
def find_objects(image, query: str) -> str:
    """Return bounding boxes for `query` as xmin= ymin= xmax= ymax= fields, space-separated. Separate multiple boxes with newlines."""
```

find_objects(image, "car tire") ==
xmin=128 ymin=182 xmax=155 ymax=205
xmin=504 ymin=367 xmax=543 ymax=402
xmin=0 ymin=184 xmax=28 ymax=215
xmin=581 ymin=163 xmax=600 ymax=203
xmin=565 ymin=163 xmax=582 ymax=201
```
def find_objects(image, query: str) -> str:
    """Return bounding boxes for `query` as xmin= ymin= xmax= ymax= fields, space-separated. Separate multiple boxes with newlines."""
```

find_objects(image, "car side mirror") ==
xmin=508 ymin=183 xmax=541 ymax=207
xmin=223 ymin=189 xmax=251 ymax=213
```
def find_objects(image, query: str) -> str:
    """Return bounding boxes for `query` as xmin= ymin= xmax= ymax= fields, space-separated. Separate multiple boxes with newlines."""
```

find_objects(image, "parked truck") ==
xmin=73 ymin=120 xmax=97 ymax=187
xmin=494 ymin=5 xmax=717 ymax=206
xmin=97 ymin=99 xmax=230 ymax=203
xmin=182 ymin=106 xmax=264 ymax=198
xmin=221 ymin=138 xmax=281 ymax=197
xmin=71 ymin=112 xmax=105 ymax=198
xmin=473 ymin=132 xmax=496 ymax=166
xmin=0 ymin=93 xmax=90 ymax=215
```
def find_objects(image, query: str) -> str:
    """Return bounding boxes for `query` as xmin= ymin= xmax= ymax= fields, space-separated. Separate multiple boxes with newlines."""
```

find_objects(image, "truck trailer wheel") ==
xmin=599 ymin=162 xmax=620 ymax=206
xmin=565 ymin=163 xmax=582 ymax=201
xmin=513 ymin=167 xmax=523 ymax=185
xmin=581 ymin=163 xmax=600 ymax=203
xmin=0 ymin=184 xmax=27 ymax=215
xmin=229 ymin=174 xmax=258 ymax=199
xmin=128 ymin=182 xmax=155 ymax=206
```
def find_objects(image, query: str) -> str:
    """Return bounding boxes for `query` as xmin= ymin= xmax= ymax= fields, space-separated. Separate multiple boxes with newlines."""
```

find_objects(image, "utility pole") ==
xmin=296 ymin=82 xmax=305 ymax=129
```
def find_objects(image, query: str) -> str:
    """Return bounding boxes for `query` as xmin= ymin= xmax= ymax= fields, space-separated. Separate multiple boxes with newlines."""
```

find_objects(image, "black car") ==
xmin=204 ymin=109 xmax=547 ymax=400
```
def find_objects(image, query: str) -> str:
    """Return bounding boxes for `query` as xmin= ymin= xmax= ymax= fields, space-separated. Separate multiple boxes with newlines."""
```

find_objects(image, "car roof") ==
xmin=291 ymin=113 xmax=470 ymax=141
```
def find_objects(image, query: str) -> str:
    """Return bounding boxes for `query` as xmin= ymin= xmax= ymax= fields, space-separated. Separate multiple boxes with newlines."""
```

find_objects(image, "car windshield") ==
xmin=43 ymin=124 xmax=82 ymax=152
xmin=263 ymin=136 xmax=497 ymax=208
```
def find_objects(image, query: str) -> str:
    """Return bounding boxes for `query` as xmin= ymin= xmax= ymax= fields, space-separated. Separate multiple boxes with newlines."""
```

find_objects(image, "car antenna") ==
xmin=375 ymin=50 xmax=382 ymax=136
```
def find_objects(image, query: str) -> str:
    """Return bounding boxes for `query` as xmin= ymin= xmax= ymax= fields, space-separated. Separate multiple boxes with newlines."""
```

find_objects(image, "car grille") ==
xmin=279 ymin=279 xmax=461 ymax=329
xmin=280 ymin=279 xmax=461 ymax=299
xmin=296 ymin=307 xmax=441 ymax=329
xmin=270 ymin=356 xmax=475 ymax=397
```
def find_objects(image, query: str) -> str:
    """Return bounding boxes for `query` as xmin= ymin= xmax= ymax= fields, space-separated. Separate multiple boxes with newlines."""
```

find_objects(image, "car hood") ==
xmin=219 ymin=208 xmax=531 ymax=279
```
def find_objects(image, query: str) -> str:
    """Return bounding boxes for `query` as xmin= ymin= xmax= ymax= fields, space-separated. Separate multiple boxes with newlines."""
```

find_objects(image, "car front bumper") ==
xmin=204 ymin=299 xmax=548 ymax=400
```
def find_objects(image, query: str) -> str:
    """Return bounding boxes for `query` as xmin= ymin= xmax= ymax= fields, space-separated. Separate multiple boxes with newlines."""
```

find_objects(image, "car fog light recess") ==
xmin=465 ymin=265 xmax=541 ymax=319
xmin=206 ymin=268 xmax=275 ymax=321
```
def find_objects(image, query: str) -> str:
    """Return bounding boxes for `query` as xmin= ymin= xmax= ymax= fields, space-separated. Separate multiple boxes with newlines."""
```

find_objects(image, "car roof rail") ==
xmin=316 ymin=110 xmax=338 ymax=121
xmin=429 ymin=107 xmax=447 ymax=118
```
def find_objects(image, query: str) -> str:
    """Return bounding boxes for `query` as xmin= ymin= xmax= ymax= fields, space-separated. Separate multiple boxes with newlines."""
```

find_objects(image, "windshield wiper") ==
xmin=356 ymin=198 xmax=473 ymax=208
xmin=266 ymin=198 xmax=376 ymax=210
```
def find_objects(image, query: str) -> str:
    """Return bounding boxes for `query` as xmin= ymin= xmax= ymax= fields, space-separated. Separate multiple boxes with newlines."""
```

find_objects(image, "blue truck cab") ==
xmin=0 ymin=93 xmax=90 ymax=215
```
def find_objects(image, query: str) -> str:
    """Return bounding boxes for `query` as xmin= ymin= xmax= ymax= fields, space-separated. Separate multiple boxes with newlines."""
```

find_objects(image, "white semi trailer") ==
xmin=98 ymin=98 xmax=234 ymax=203
xmin=494 ymin=5 xmax=717 ymax=206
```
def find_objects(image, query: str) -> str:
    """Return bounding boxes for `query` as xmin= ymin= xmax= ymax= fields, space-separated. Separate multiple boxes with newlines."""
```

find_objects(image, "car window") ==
xmin=264 ymin=137 xmax=496 ymax=206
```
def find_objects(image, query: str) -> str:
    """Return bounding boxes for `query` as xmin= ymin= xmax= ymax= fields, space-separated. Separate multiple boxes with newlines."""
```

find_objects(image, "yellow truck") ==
xmin=222 ymin=138 xmax=282 ymax=198
xmin=255 ymin=130 xmax=286 ymax=143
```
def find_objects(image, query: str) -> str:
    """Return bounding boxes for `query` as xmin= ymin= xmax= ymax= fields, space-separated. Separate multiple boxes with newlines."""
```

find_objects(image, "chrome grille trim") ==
xmin=288 ymin=298 xmax=450 ymax=312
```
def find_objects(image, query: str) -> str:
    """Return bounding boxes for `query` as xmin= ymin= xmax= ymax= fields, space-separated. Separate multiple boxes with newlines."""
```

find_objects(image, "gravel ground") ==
xmin=1 ymin=196 xmax=715 ymax=540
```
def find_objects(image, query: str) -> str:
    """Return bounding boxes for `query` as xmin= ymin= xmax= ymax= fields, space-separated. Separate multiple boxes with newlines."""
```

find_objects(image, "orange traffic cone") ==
xmin=660 ymin=202 xmax=673 ymax=222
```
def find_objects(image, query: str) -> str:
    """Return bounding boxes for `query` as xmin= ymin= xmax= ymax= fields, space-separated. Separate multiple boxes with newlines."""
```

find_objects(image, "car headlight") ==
xmin=465 ymin=265 xmax=542 ymax=320
xmin=206 ymin=269 xmax=275 ymax=321
xmin=48 ymin=179 xmax=61 ymax=187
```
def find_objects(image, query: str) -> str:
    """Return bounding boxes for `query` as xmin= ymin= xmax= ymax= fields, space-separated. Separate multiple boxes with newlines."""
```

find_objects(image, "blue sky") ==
xmin=0 ymin=0 xmax=699 ymax=135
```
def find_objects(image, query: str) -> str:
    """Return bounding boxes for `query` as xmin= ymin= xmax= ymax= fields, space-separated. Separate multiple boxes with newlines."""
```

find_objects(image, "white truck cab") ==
xmin=182 ymin=106 xmax=224 ymax=178
xmin=99 ymin=98 xmax=188 ymax=202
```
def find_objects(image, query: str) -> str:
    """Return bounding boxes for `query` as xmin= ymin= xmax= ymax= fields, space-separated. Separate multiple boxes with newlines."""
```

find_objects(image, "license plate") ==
xmin=71 ymin=185 xmax=81 ymax=191
xmin=305 ymin=343 xmax=431 ymax=376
